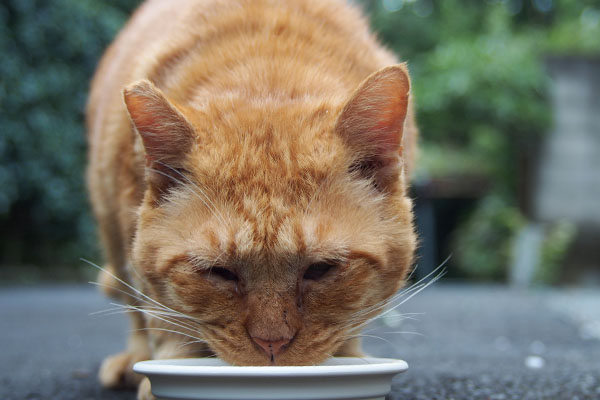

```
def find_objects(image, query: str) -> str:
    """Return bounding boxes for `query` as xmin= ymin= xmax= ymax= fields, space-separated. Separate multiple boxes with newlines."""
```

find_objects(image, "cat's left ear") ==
xmin=123 ymin=79 xmax=195 ymax=167
xmin=124 ymin=80 xmax=196 ymax=203
xmin=335 ymin=64 xmax=410 ymax=192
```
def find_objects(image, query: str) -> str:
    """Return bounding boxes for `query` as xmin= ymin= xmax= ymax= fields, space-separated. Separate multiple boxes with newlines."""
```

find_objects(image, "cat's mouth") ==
xmin=206 ymin=327 xmax=338 ymax=366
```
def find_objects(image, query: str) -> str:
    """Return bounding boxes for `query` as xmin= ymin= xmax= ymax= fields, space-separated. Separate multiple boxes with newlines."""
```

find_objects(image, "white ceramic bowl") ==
xmin=133 ymin=357 xmax=408 ymax=400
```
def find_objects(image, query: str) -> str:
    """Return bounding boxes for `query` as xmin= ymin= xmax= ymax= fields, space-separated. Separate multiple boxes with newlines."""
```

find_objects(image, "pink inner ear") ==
xmin=126 ymin=95 xmax=158 ymax=134
xmin=373 ymin=96 xmax=406 ymax=150
xmin=125 ymin=94 xmax=164 ymax=155
xmin=363 ymin=73 xmax=409 ymax=155
xmin=123 ymin=81 xmax=194 ymax=165
xmin=336 ymin=65 xmax=410 ymax=160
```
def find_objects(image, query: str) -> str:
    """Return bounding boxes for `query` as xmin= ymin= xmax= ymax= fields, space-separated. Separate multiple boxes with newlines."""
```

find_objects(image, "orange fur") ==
xmin=87 ymin=0 xmax=417 ymax=397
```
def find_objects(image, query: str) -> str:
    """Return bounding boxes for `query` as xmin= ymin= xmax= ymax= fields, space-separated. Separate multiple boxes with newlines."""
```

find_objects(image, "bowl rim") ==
xmin=133 ymin=357 xmax=408 ymax=377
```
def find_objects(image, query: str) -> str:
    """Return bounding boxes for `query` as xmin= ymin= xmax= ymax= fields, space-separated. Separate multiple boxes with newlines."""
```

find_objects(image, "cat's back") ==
xmin=88 ymin=0 xmax=396 ymax=133
xmin=87 ymin=0 xmax=410 ymax=243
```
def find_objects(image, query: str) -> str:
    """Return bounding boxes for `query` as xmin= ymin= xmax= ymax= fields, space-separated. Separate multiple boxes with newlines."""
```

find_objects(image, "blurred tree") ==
xmin=0 ymin=0 xmax=137 ymax=270
xmin=360 ymin=0 xmax=599 ymax=280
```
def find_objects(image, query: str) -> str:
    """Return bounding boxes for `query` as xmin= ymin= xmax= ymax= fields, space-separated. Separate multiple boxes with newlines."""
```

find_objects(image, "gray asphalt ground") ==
xmin=2 ymin=284 xmax=600 ymax=400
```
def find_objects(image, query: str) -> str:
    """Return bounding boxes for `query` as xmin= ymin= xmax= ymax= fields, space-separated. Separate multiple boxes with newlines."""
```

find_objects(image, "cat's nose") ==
xmin=251 ymin=336 xmax=292 ymax=358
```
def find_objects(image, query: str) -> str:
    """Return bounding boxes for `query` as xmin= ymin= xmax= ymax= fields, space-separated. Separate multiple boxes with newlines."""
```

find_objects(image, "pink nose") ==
xmin=252 ymin=337 xmax=291 ymax=358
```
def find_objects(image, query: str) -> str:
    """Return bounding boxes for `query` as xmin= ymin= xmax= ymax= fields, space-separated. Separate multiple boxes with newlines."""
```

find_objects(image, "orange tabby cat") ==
xmin=87 ymin=0 xmax=417 ymax=398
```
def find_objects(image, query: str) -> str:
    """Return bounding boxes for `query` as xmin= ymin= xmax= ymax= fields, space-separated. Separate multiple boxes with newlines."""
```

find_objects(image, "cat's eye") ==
xmin=303 ymin=262 xmax=336 ymax=281
xmin=208 ymin=266 xmax=238 ymax=282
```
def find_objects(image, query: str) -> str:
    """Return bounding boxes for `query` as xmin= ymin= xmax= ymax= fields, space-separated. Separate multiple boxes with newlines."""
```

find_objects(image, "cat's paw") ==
xmin=137 ymin=377 xmax=155 ymax=400
xmin=99 ymin=351 xmax=147 ymax=389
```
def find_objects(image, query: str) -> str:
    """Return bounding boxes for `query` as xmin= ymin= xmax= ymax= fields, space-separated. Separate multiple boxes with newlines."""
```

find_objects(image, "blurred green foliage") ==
xmin=535 ymin=221 xmax=577 ymax=284
xmin=0 ymin=0 xmax=137 ymax=269
xmin=1 ymin=0 xmax=597 ymax=279
xmin=366 ymin=0 xmax=600 ymax=183
xmin=362 ymin=0 xmax=596 ymax=280
xmin=452 ymin=196 xmax=526 ymax=281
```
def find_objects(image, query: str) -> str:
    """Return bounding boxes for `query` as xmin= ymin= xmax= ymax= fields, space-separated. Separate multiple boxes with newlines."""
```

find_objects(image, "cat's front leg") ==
xmin=137 ymin=377 xmax=155 ymax=400
xmin=98 ymin=267 xmax=152 ymax=389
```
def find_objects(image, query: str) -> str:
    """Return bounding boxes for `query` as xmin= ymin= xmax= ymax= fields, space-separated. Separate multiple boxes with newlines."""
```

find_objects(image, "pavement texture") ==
xmin=1 ymin=284 xmax=600 ymax=400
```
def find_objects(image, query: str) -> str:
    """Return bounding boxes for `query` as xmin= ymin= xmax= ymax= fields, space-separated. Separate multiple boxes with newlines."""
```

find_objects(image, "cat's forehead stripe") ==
xmin=194 ymin=209 xmax=353 ymax=263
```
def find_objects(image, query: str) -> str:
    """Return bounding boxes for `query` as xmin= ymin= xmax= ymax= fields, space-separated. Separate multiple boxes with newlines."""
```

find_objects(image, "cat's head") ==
xmin=124 ymin=65 xmax=416 ymax=365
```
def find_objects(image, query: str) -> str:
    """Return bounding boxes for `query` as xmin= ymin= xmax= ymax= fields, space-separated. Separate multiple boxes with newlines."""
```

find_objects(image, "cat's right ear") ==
xmin=335 ymin=64 xmax=410 ymax=193
xmin=123 ymin=80 xmax=195 ymax=202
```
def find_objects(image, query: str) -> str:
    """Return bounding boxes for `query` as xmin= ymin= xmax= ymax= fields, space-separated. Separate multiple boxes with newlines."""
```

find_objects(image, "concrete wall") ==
xmin=534 ymin=57 xmax=600 ymax=225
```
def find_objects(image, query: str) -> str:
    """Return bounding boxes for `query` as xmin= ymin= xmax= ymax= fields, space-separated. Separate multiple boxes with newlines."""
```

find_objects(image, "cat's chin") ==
xmin=219 ymin=355 xmax=330 ymax=367
xmin=213 ymin=335 xmax=345 ymax=367
xmin=214 ymin=346 xmax=333 ymax=367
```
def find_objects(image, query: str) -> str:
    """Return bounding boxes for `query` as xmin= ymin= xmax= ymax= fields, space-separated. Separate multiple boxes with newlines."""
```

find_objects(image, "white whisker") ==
xmin=88 ymin=281 xmax=151 ymax=308
xmin=349 ymin=269 xmax=445 ymax=333
xmin=82 ymin=259 xmax=193 ymax=319
xmin=116 ymin=303 xmax=202 ymax=332
xmin=378 ymin=331 xmax=424 ymax=336
xmin=374 ymin=269 xmax=445 ymax=321
xmin=133 ymin=327 xmax=205 ymax=343
xmin=343 ymin=334 xmax=398 ymax=348
xmin=333 ymin=256 xmax=449 ymax=347
xmin=151 ymin=162 xmax=230 ymax=228
xmin=348 ymin=256 xmax=450 ymax=323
